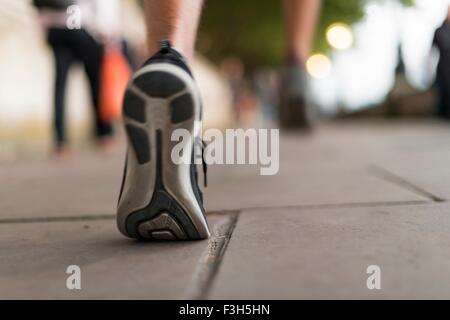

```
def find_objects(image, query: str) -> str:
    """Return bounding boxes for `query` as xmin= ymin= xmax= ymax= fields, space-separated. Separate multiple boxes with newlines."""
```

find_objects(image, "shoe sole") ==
xmin=117 ymin=63 xmax=210 ymax=240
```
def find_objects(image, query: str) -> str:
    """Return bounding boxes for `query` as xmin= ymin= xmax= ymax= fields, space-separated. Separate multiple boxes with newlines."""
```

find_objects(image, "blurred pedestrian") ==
xmin=33 ymin=0 xmax=121 ymax=157
xmin=279 ymin=0 xmax=321 ymax=130
xmin=433 ymin=6 xmax=450 ymax=119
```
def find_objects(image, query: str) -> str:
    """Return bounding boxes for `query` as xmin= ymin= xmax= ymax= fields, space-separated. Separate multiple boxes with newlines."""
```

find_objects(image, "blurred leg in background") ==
xmin=47 ymin=28 xmax=75 ymax=156
xmin=71 ymin=29 xmax=114 ymax=146
xmin=279 ymin=0 xmax=321 ymax=130
xmin=284 ymin=0 xmax=322 ymax=65
xmin=433 ymin=8 xmax=450 ymax=119
xmin=143 ymin=0 xmax=204 ymax=60
xmin=47 ymin=28 xmax=113 ymax=155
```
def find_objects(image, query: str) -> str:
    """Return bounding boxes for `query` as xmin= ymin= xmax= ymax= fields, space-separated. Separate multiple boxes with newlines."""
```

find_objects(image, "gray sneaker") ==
xmin=117 ymin=41 xmax=210 ymax=240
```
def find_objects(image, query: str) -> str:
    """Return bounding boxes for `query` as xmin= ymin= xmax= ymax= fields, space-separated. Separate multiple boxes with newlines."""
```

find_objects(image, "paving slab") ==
xmin=204 ymin=121 xmax=450 ymax=210
xmin=0 ymin=213 xmax=232 ymax=299
xmin=344 ymin=120 xmax=450 ymax=202
xmin=0 ymin=152 xmax=123 ymax=220
xmin=376 ymin=149 xmax=450 ymax=202
xmin=204 ymin=165 xmax=428 ymax=211
xmin=0 ymin=126 xmax=430 ymax=221
xmin=2 ymin=120 xmax=450 ymax=299
xmin=203 ymin=128 xmax=431 ymax=211
xmin=210 ymin=203 xmax=450 ymax=299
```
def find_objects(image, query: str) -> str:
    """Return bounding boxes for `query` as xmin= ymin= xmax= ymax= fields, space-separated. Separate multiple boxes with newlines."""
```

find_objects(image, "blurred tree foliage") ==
xmin=197 ymin=0 xmax=414 ymax=70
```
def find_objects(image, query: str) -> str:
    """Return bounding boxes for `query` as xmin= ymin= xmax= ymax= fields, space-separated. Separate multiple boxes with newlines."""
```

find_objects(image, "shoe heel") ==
xmin=117 ymin=65 xmax=210 ymax=241
xmin=125 ymin=130 xmax=207 ymax=240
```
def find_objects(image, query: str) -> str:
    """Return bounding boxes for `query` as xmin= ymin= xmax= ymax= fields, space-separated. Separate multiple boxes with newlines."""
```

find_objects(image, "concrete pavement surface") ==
xmin=1 ymin=120 xmax=450 ymax=299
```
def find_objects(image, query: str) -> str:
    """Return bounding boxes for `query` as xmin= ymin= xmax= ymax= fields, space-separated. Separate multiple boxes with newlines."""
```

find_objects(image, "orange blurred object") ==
xmin=99 ymin=48 xmax=132 ymax=123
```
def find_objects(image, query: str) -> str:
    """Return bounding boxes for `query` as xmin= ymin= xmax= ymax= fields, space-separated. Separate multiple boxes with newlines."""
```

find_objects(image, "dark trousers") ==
xmin=436 ymin=82 xmax=449 ymax=119
xmin=47 ymin=28 xmax=113 ymax=146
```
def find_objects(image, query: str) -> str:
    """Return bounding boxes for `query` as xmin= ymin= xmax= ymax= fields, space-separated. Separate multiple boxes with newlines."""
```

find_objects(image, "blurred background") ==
xmin=0 ymin=0 xmax=448 ymax=161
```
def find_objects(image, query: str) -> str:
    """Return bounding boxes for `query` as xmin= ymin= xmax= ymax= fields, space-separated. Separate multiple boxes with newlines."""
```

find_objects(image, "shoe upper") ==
xmin=143 ymin=40 xmax=193 ymax=77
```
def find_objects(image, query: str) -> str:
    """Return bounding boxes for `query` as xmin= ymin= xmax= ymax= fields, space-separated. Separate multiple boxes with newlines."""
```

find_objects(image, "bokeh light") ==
xmin=326 ymin=23 xmax=354 ymax=50
xmin=306 ymin=54 xmax=332 ymax=79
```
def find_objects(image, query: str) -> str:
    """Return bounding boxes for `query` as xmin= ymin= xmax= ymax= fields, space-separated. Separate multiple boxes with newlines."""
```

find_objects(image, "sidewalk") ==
xmin=2 ymin=119 xmax=450 ymax=299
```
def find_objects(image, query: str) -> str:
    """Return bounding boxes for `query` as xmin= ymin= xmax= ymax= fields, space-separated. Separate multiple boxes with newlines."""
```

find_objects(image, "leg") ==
xmin=144 ymin=0 xmax=203 ymax=60
xmin=435 ymin=79 xmax=447 ymax=118
xmin=279 ymin=0 xmax=322 ymax=130
xmin=283 ymin=0 xmax=322 ymax=64
xmin=442 ymin=73 xmax=450 ymax=119
xmin=117 ymin=0 xmax=210 ymax=240
xmin=72 ymin=29 xmax=113 ymax=139
xmin=47 ymin=29 xmax=74 ymax=150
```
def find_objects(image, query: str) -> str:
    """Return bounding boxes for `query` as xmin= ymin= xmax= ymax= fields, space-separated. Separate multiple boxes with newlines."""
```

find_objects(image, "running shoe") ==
xmin=117 ymin=40 xmax=210 ymax=240
xmin=279 ymin=62 xmax=314 ymax=130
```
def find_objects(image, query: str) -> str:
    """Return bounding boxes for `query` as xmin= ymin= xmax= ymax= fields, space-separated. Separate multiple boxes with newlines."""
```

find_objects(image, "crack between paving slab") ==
xmin=0 ymin=200 xmax=440 ymax=225
xmin=0 ymin=214 xmax=116 ymax=224
xmin=182 ymin=211 xmax=239 ymax=300
xmin=368 ymin=164 xmax=445 ymax=203
xmin=230 ymin=199 xmax=431 ymax=212
xmin=0 ymin=211 xmax=237 ymax=224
